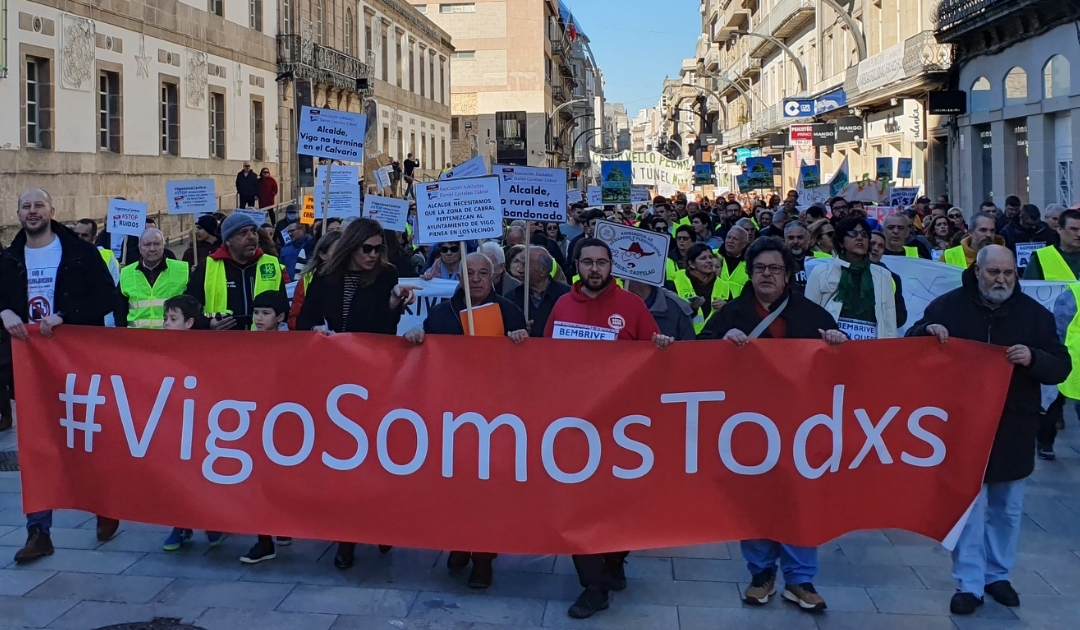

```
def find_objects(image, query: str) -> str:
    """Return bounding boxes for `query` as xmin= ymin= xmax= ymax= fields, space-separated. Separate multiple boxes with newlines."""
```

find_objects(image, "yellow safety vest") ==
xmin=812 ymin=250 xmax=832 ymax=259
xmin=550 ymin=258 xmax=559 ymax=279
xmin=713 ymin=255 xmax=749 ymax=301
xmin=665 ymin=257 xmax=678 ymax=281
xmin=119 ymin=259 xmax=190 ymax=329
xmin=672 ymin=269 xmax=726 ymax=334
xmin=903 ymin=246 xmax=919 ymax=258
xmin=1059 ymin=284 xmax=1080 ymax=399
xmin=202 ymin=254 xmax=283 ymax=316
xmin=943 ymin=246 xmax=968 ymax=268
xmin=99 ymin=248 xmax=116 ymax=267
xmin=1032 ymin=246 xmax=1079 ymax=281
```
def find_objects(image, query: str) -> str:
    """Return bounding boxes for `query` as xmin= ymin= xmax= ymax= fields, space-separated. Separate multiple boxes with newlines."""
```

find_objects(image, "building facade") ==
xmin=935 ymin=0 xmax=1080 ymax=212
xmin=1 ymin=0 xmax=280 ymax=237
xmin=276 ymin=0 xmax=452 ymax=196
xmin=422 ymin=0 xmax=602 ymax=173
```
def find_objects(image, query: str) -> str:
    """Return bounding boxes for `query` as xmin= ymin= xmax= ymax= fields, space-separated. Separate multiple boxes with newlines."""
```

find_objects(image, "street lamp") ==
xmin=730 ymin=30 xmax=808 ymax=94
xmin=546 ymin=98 xmax=590 ymax=158
xmin=818 ymin=0 xmax=867 ymax=61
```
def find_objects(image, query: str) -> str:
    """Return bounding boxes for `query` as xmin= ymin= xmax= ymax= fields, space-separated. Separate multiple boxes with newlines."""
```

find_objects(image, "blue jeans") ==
xmin=741 ymin=540 xmax=818 ymax=584
xmin=952 ymin=480 xmax=1025 ymax=595
xmin=26 ymin=511 xmax=52 ymax=534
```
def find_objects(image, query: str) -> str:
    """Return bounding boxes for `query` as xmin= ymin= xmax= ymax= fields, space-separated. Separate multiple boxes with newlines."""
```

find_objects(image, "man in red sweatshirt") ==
xmin=544 ymin=238 xmax=673 ymax=620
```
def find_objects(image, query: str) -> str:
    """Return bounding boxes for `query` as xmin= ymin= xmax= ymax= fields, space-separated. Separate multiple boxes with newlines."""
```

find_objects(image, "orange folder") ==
xmin=459 ymin=302 xmax=504 ymax=337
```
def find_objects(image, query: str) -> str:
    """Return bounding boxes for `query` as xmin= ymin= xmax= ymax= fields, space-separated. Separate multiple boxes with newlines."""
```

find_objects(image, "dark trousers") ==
xmin=452 ymin=550 xmax=497 ymax=563
xmin=572 ymin=551 xmax=629 ymax=591
xmin=238 ymin=195 xmax=257 ymax=208
xmin=1039 ymin=394 xmax=1066 ymax=447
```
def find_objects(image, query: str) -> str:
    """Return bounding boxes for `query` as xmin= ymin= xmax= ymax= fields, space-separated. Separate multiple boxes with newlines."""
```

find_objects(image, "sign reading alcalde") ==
xmin=298 ymin=106 xmax=367 ymax=161
xmin=493 ymin=165 xmax=567 ymax=222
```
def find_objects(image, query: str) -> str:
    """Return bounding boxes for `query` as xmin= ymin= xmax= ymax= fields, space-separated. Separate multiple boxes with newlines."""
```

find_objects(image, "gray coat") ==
xmin=498 ymin=274 xmax=521 ymax=299
xmin=649 ymin=288 xmax=696 ymax=341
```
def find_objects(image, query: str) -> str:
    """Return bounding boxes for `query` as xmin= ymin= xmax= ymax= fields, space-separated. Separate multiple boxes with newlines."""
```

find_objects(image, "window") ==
xmin=414 ymin=4 xmax=428 ymax=13
xmin=451 ymin=116 xmax=459 ymax=140
xmin=970 ymin=76 xmax=992 ymax=113
xmin=251 ymin=99 xmax=265 ymax=161
xmin=382 ymin=125 xmax=389 ymax=152
xmin=421 ymin=132 xmax=427 ymax=167
xmin=365 ymin=20 xmax=372 ymax=55
xmin=282 ymin=0 xmax=292 ymax=33
xmin=249 ymin=0 xmax=262 ymax=31
xmin=396 ymin=35 xmax=402 ymax=88
xmin=160 ymin=81 xmax=179 ymax=156
xmin=209 ymin=0 xmax=222 ymax=17
xmin=1045 ymin=55 xmax=1071 ymax=99
xmin=344 ymin=10 xmax=354 ymax=56
xmin=1003 ymin=67 xmax=1027 ymax=107
xmin=316 ymin=0 xmax=325 ymax=45
xmin=440 ymin=138 xmax=445 ymax=167
xmin=496 ymin=111 xmax=528 ymax=164
xmin=410 ymin=131 xmax=416 ymax=156
xmin=381 ymin=28 xmax=388 ymax=80
xmin=439 ymin=3 xmax=475 ymax=12
xmin=450 ymin=51 xmax=475 ymax=60
xmin=409 ymin=46 xmax=415 ymax=92
xmin=209 ymin=91 xmax=226 ymax=158
xmin=439 ymin=58 xmax=445 ymax=104
xmin=431 ymin=135 xmax=435 ymax=169
xmin=429 ymin=56 xmax=435 ymax=100
xmin=98 ymin=70 xmax=121 ymax=153
xmin=419 ymin=49 xmax=425 ymax=97
xmin=24 ymin=57 xmax=51 ymax=149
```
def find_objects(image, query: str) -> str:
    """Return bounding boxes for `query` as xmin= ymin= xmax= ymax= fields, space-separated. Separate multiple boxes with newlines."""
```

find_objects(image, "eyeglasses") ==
xmin=845 ymin=230 xmax=870 ymax=239
xmin=578 ymin=259 xmax=611 ymax=269
xmin=833 ymin=205 xmax=850 ymax=212
xmin=751 ymin=264 xmax=786 ymax=276
xmin=948 ymin=213 xmax=962 ymax=218
xmin=360 ymin=243 xmax=386 ymax=255
xmin=676 ymin=235 xmax=693 ymax=241
xmin=439 ymin=245 xmax=461 ymax=254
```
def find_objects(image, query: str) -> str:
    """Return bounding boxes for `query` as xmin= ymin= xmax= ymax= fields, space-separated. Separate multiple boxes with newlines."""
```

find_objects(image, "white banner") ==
xmin=165 ymin=179 xmax=216 ymax=215
xmin=493 ymin=165 xmax=567 ymax=222
xmin=397 ymin=278 xmax=459 ymax=335
xmin=107 ymin=199 xmax=147 ymax=238
xmin=362 ymin=195 xmax=410 ymax=232
xmin=594 ymin=220 xmax=671 ymax=288
xmin=298 ymin=106 xmax=367 ymax=161
xmin=632 ymin=187 xmax=652 ymax=204
xmin=416 ymin=176 xmax=502 ymax=243
xmin=591 ymin=150 xmax=693 ymax=190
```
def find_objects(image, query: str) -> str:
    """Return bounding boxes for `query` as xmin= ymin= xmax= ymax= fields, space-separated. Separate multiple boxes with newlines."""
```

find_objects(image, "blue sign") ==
xmin=735 ymin=147 xmax=762 ymax=164
xmin=783 ymin=100 xmax=813 ymax=118
xmin=814 ymin=89 xmax=847 ymax=115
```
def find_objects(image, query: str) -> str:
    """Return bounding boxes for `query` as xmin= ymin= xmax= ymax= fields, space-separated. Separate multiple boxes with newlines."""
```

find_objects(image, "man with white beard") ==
xmin=907 ymin=245 xmax=1071 ymax=615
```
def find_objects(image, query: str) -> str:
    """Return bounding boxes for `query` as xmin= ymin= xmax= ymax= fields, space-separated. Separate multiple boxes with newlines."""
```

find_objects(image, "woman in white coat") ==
xmin=805 ymin=216 xmax=898 ymax=339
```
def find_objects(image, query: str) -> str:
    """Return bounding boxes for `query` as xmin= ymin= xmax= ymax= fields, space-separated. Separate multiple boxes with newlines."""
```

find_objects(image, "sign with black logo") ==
xmin=928 ymin=91 xmax=967 ymax=115
xmin=769 ymin=132 xmax=791 ymax=149
xmin=812 ymin=123 xmax=837 ymax=147
xmin=701 ymin=132 xmax=723 ymax=146
xmin=835 ymin=116 xmax=865 ymax=143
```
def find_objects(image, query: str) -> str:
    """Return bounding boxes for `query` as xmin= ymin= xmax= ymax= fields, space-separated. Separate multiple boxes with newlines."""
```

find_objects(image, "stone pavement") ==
xmin=1 ymin=426 xmax=1080 ymax=630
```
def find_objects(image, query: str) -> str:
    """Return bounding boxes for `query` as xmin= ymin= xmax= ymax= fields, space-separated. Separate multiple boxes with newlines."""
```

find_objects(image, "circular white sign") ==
xmin=784 ymin=101 xmax=801 ymax=117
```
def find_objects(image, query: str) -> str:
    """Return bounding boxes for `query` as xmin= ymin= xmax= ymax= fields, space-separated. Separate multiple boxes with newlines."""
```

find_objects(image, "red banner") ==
xmin=15 ymin=328 xmax=1010 ymax=554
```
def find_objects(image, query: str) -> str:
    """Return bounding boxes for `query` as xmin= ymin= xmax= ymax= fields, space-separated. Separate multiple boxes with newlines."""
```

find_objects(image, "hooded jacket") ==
xmin=907 ymin=268 xmax=1071 ymax=483
xmin=544 ymin=281 xmax=660 ymax=341
xmin=185 ymin=244 xmax=287 ymax=329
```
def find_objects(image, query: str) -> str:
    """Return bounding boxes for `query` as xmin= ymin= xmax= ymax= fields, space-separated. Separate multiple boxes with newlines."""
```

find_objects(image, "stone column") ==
xmin=1027 ymin=114 xmax=1055 ymax=210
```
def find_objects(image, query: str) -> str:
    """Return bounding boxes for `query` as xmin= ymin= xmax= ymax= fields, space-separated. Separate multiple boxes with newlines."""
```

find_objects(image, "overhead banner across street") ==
xmin=16 ymin=329 xmax=1011 ymax=555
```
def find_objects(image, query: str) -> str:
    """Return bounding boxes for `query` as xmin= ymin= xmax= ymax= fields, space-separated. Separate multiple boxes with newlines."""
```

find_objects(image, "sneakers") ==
xmin=334 ymin=542 xmax=355 ymax=570
xmin=984 ymin=580 xmax=1020 ymax=607
xmin=240 ymin=539 xmax=276 ymax=564
xmin=783 ymin=582 xmax=827 ymax=612
xmin=744 ymin=569 xmax=777 ymax=605
xmin=163 ymin=528 xmax=193 ymax=552
xmin=606 ymin=555 xmax=627 ymax=591
xmin=275 ymin=536 xmax=292 ymax=546
xmin=468 ymin=558 xmax=493 ymax=589
xmin=13 ymin=525 xmax=53 ymax=564
xmin=1037 ymin=444 xmax=1056 ymax=461
xmin=950 ymin=591 xmax=984 ymax=615
xmin=567 ymin=586 xmax=610 ymax=619
xmin=96 ymin=516 xmax=120 ymax=542
xmin=207 ymin=532 xmax=226 ymax=548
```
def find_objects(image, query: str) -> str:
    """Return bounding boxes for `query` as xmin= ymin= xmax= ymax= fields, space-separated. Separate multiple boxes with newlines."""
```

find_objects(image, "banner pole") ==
xmin=461 ymin=239 xmax=475 ymax=336
xmin=191 ymin=215 xmax=200 ymax=269
xmin=120 ymin=239 xmax=128 ymax=267
xmin=522 ymin=240 xmax=531 ymax=325
xmin=321 ymin=161 xmax=332 ymax=237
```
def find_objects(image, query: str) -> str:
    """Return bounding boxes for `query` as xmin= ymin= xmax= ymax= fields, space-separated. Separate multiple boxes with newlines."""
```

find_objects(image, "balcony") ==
xmin=277 ymin=34 xmax=371 ymax=93
xmin=751 ymin=102 xmax=783 ymax=137
xmin=552 ymin=86 xmax=567 ymax=103
xmin=934 ymin=0 xmax=1074 ymax=61
xmin=703 ymin=46 xmax=721 ymax=72
xmin=712 ymin=8 xmax=751 ymax=42
xmin=747 ymin=0 xmax=814 ymax=58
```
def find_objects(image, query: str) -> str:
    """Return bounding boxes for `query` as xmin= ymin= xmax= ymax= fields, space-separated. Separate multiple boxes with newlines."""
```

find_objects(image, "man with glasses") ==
xmin=829 ymin=197 xmax=851 ymax=224
xmin=235 ymin=162 xmax=259 ymax=209
xmin=545 ymin=238 xmax=673 ymax=620
xmin=882 ymin=214 xmax=931 ymax=259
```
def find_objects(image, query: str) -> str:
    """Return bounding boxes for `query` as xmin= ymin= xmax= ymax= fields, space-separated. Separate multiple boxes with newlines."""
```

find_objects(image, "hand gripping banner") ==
xmin=15 ymin=329 xmax=1012 ymax=555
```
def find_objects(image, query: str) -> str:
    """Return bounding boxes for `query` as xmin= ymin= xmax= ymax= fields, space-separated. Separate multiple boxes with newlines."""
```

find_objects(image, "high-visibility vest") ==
xmin=1060 ymin=284 xmax=1080 ymax=399
xmin=119 ymin=259 xmax=190 ymax=329
xmin=550 ymin=258 xmax=559 ymax=279
xmin=203 ymin=254 xmax=283 ymax=315
xmin=714 ymin=256 xmax=749 ymax=301
xmin=665 ymin=257 xmax=678 ymax=281
xmin=99 ymin=248 xmax=116 ymax=267
xmin=943 ymin=246 xmax=968 ymax=268
xmin=672 ymin=269 xmax=727 ymax=334
xmin=903 ymin=246 xmax=919 ymax=258
xmin=1032 ymin=246 xmax=1079 ymax=281
xmin=812 ymin=250 xmax=832 ymax=259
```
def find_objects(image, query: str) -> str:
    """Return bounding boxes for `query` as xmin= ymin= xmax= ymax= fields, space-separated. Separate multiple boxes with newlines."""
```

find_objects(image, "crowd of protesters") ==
xmin=3 ymin=184 xmax=1077 ymax=620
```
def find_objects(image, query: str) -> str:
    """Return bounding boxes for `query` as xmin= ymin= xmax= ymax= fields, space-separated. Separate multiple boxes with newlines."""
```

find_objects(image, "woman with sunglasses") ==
xmin=805 ymin=217 xmax=898 ymax=339
xmin=947 ymin=207 xmax=967 ymax=234
xmin=807 ymin=219 xmax=835 ymax=259
xmin=422 ymin=242 xmax=464 ymax=281
xmin=544 ymin=222 xmax=568 ymax=258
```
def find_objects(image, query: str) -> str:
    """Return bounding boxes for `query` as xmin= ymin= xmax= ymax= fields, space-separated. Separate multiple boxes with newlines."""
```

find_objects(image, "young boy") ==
xmin=240 ymin=290 xmax=293 ymax=563
xmin=160 ymin=296 xmax=225 ymax=551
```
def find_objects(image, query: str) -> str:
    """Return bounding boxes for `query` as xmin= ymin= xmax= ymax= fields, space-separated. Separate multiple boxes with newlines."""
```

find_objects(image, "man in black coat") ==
xmin=510 ymin=247 xmax=570 ymax=337
xmin=0 ymin=189 xmax=120 ymax=564
xmin=907 ymin=244 xmax=1071 ymax=616
xmin=235 ymin=162 xmax=259 ymax=208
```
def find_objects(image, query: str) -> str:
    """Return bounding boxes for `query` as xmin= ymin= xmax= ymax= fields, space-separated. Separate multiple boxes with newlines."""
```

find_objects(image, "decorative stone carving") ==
xmin=135 ymin=35 xmax=151 ymax=79
xmin=186 ymin=49 xmax=208 ymax=109
xmin=235 ymin=63 xmax=243 ymax=96
xmin=300 ymin=19 xmax=315 ymax=68
xmin=61 ymin=14 xmax=95 ymax=91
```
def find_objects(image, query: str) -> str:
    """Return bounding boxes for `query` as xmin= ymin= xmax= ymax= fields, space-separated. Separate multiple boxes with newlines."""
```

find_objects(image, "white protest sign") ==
xmin=1015 ymin=242 xmax=1047 ymax=271
xmin=416 ymin=175 xmax=503 ymax=243
xmin=165 ymin=179 xmax=216 ymax=215
xmin=441 ymin=155 xmax=488 ymax=180
xmin=314 ymin=165 xmax=361 ymax=218
xmin=658 ymin=183 xmax=679 ymax=198
xmin=594 ymin=220 xmax=671 ymax=288
xmin=298 ymin=106 xmax=367 ymax=161
xmin=493 ymin=165 xmax=567 ymax=222
xmin=551 ymin=321 xmax=618 ymax=341
xmin=397 ymin=278 xmax=458 ymax=335
xmin=632 ymin=187 xmax=651 ymax=204
xmin=107 ymin=199 xmax=147 ymax=238
xmin=889 ymin=186 xmax=921 ymax=210
xmin=567 ymin=188 xmax=583 ymax=204
xmin=232 ymin=208 xmax=268 ymax=225
xmin=375 ymin=166 xmax=393 ymax=190
xmin=586 ymin=186 xmax=603 ymax=207
xmin=363 ymin=195 xmax=410 ymax=232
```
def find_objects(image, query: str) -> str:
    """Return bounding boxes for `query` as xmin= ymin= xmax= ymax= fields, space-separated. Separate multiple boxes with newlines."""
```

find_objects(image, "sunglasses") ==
xmin=845 ymin=230 xmax=870 ymax=239
xmin=440 ymin=245 xmax=461 ymax=254
xmin=360 ymin=243 xmax=386 ymax=255
xmin=948 ymin=213 xmax=962 ymax=218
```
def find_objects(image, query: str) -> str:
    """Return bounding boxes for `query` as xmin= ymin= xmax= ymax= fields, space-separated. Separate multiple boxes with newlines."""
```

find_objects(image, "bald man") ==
xmin=116 ymin=228 xmax=191 ymax=328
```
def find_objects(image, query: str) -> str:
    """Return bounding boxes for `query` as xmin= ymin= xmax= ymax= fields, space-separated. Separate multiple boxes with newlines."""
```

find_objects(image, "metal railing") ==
xmin=748 ymin=0 xmax=814 ymax=56
xmin=277 ymin=34 xmax=371 ymax=92
xmin=934 ymin=0 xmax=1006 ymax=32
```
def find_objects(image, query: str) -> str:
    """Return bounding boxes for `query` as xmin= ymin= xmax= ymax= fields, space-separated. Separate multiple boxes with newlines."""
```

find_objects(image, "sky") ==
xmin=567 ymin=0 xmax=703 ymax=117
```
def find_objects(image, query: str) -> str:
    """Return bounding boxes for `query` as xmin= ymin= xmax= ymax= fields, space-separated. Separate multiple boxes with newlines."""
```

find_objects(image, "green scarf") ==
xmin=834 ymin=258 xmax=876 ymax=322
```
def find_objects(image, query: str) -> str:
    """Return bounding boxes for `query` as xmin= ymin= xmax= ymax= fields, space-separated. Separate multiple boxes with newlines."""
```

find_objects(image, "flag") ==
xmin=568 ymin=19 xmax=577 ymax=41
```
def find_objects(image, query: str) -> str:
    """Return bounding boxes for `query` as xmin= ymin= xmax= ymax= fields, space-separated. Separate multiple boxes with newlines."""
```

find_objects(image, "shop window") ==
xmin=1003 ymin=67 xmax=1027 ymax=107
xmin=1045 ymin=55 xmax=1071 ymax=99
xmin=970 ymin=77 xmax=992 ymax=113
